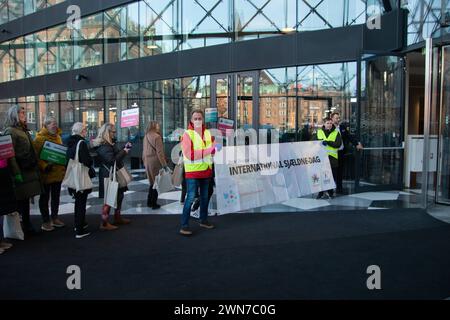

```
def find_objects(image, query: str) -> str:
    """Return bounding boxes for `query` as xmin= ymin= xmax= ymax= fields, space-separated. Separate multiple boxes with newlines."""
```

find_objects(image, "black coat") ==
xmin=66 ymin=135 xmax=95 ymax=195
xmin=94 ymin=142 xmax=128 ymax=198
xmin=0 ymin=165 xmax=18 ymax=216
xmin=339 ymin=123 xmax=360 ymax=152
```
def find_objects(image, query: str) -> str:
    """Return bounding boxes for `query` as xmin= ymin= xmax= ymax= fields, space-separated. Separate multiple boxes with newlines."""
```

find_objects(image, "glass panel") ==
xmin=214 ymin=76 xmax=229 ymax=119
xmin=24 ymin=30 xmax=47 ymax=78
xmin=47 ymin=24 xmax=73 ymax=74
xmin=8 ymin=0 xmax=24 ymax=21
xmin=359 ymin=149 xmax=403 ymax=187
xmin=236 ymin=74 xmax=253 ymax=129
xmin=139 ymin=0 xmax=179 ymax=57
xmin=438 ymin=46 xmax=450 ymax=203
xmin=359 ymin=56 xmax=404 ymax=188
xmin=9 ymin=37 xmax=25 ymax=81
xmin=182 ymin=0 xmax=231 ymax=49
xmin=0 ymin=40 xmax=9 ymax=83
xmin=73 ymin=13 xmax=103 ymax=69
xmin=104 ymin=2 xmax=140 ymax=63
xmin=405 ymin=0 xmax=450 ymax=45
xmin=0 ymin=0 xmax=9 ymax=25
xmin=360 ymin=56 xmax=403 ymax=148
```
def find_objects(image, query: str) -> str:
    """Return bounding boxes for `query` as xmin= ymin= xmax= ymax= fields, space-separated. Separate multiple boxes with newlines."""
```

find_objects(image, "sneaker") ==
xmin=52 ymin=218 xmax=65 ymax=228
xmin=0 ymin=242 xmax=13 ymax=250
xmin=75 ymin=230 xmax=91 ymax=239
xmin=179 ymin=227 xmax=193 ymax=236
xmin=151 ymin=204 xmax=161 ymax=210
xmin=199 ymin=221 xmax=215 ymax=229
xmin=41 ymin=222 xmax=55 ymax=232
xmin=322 ymin=193 xmax=330 ymax=200
xmin=100 ymin=222 xmax=119 ymax=231
xmin=316 ymin=193 xmax=323 ymax=200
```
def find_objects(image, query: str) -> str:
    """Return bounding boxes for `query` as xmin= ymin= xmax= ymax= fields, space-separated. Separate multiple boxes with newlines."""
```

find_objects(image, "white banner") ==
xmin=214 ymin=141 xmax=335 ymax=214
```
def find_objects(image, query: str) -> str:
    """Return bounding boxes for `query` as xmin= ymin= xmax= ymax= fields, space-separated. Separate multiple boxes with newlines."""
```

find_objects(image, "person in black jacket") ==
xmin=66 ymin=122 xmax=96 ymax=239
xmin=92 ymin=123 xmax=131 ymax=231
xmin=331 ymin=112 xmax=363 ymax=194
xmin=0 ymin=157 xmax=17 ymax=254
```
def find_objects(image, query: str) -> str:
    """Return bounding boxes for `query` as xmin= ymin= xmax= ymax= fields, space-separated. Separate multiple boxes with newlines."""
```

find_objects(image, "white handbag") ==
xmin=154 ymin=168 xmax=175 ymax=194
xmin=3 ymin=212 xmax=24 ymax=240
xmin=62 ymin=140 xmax=93 ymax=192
xmin=104 ymin=162 xmax=119 ymax=208
xmin=171 ymin=158 xmax=184 ymax=187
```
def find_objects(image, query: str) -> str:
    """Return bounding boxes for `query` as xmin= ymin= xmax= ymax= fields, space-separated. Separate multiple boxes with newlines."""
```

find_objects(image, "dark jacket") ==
xmin=339 ymin=123 xmax=360 ymax=153
xmin=93 ymin=141 xmax=128 ymax=198
xmin=4 ymin=125 xmax=43 ymax=200
xmin=0 ymin=164 xmax=18 ymax=216
xmin=312 ymin=125 xmax=342 ymax=168
xmin=66 ymin=134 xmax=95 ymax=195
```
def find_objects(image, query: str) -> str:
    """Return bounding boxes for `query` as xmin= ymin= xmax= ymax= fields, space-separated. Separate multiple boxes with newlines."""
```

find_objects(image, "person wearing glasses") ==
xmin=93 ymin=123 xmax=132 ymax=230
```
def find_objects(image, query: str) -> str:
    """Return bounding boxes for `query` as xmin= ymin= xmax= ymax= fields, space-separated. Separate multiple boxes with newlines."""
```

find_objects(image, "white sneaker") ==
xmin=41 ymin=222 xmax=55 ymax=232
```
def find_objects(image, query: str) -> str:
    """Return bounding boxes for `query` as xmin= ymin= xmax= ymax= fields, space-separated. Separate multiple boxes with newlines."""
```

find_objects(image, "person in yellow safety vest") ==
xmin=312 ymin=117 xmax=342 ymax=200
xmin=179 ymin=109 xmax=222 ymax=236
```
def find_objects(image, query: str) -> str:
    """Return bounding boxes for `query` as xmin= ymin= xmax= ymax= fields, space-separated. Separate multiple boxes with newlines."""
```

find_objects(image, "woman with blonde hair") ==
xmin=92 ymin=123 xmax=132 ymax=230
xmin=142 ymin=120 xmax=168 ymax=209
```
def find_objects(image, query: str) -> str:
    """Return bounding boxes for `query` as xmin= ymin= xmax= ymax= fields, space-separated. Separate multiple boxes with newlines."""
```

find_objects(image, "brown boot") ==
xmin=113 ymin=210 xmax=131 ymax=225
xmin=100 ymin=222 xmax=118 ymax=231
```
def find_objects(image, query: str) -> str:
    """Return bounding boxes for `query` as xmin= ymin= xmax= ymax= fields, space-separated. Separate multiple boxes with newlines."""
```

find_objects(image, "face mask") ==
xmin=193 ymin=120 xmax=202 ymax=128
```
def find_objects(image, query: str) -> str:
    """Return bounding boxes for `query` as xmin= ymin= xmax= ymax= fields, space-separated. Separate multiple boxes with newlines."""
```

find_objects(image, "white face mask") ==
xmin=193 ymin=120 xmax=203 ymax=128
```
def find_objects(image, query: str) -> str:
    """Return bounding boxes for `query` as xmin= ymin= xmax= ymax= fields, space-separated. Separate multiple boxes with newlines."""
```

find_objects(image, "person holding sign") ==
xmin=33 ymin=116 xmax=66 ymax=232
xmin=179 ymin=109 xmax=221 ymax=236
xmin=4 ymin=105 xmax=42 ymax=236
xmin=93 ymin=123 xmax=132 ymax=230
xmin=142 ymin=120 xmax=169 ymax=209
xmin=312 ymin=117 xmax=342 ymax=199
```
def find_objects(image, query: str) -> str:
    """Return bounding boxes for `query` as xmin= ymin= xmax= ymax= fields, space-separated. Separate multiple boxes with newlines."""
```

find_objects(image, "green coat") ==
xmin=4 ymin=125 xmax=43 ymax=200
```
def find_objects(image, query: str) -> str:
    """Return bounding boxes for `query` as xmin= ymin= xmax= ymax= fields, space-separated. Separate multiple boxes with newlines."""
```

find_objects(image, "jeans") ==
xmin=74 ymin=191 xmax=89 ymax=232
xmin=181 ymin=178 xmax=210 ymax=227
xmin=39 ymin=182 xmax=62 ymax=223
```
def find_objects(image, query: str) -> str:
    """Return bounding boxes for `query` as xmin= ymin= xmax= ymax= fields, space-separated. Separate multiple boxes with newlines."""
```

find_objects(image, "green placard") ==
xmin=40 ymin=141 xmax=67 ymax=166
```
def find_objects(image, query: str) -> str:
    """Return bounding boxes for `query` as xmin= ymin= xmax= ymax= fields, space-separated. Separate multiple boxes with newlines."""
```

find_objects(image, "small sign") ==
xmin=205 ymin=108 xmax=218 ymax=123
xmin=121 ymin=107 xmax=140 ymax=128
xmin=217 ymin=117 xmax=234 ymax=136
xmin=40 ymin=141 xmax=67 ymax=166
xmin=0 ymin=135 xmax=15 ymax=160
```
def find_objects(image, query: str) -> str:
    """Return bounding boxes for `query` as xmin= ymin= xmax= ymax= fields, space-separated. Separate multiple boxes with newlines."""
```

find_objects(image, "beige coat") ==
xmin=142 ymin=131 xmax=167 ymax=184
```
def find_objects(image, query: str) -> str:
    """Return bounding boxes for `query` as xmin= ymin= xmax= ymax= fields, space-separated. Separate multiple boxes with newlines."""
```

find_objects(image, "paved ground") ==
xmin=1 ymin=208 xmax=450 ymax=300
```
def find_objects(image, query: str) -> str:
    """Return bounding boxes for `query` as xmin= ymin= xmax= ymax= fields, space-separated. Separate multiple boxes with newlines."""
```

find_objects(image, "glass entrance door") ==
xmin=356 ymin=55 xmax=405 ymax=192
xmin=437 ymin=46 xmax=450 ymax=204
xmin=211 ymin=72 xmax=259 ymax=143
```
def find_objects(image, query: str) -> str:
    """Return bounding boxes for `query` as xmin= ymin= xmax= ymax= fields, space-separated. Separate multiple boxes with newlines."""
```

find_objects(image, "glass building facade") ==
xmin=0 ymin=0 xmax=450 ymax=205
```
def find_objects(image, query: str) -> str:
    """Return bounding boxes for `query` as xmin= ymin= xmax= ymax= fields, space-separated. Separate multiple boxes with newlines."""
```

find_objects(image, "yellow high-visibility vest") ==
xmin=317 ymin=128 xmax=339 ymax=160
xmin=183 ymin=129 xmax=213 ymax=173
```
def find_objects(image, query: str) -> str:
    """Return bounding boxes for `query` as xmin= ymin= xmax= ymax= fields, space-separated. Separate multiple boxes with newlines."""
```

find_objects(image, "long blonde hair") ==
xmin=146 ymin=120 xmax=160 ymax=134
xmin=93 ymin=123 xmax=114 ymax=146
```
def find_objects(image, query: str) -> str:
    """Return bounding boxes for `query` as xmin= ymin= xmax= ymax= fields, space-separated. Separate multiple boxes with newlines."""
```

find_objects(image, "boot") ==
xmin=113 ymin=209 xmax=131 ymax=225
xmin=151 ymin=189 xmax=161 ymax=210
xmin=100 ymin=205 xmax=118 ymax=230
xmin=147 ymin=185 xmax=154 ymax=207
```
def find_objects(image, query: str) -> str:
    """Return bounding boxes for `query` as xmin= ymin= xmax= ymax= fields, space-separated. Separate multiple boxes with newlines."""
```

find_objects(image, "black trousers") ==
xmin=39 ymin=182 xmax=62 ymax=223
xmin=336 ymin=150 xmax=345 ymax=192
xmin=17 ymin=199 xmax=31 ymax=229
xmin=74 ymin=191 xmax=89 ymax=232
